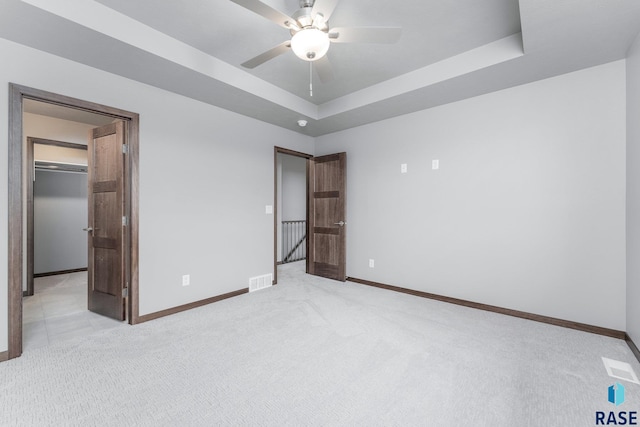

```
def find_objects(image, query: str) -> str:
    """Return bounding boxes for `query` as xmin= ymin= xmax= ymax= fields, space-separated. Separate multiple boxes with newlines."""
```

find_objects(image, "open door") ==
xmin=307 ymin=152 xmax=347 ymax=281
xmin=86 ymin=121 xmax=126 ymax=320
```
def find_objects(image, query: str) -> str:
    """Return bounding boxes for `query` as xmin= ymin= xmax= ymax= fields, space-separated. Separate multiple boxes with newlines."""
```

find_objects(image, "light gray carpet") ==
xmin=1 ymin=262 xmax=639 ymax=426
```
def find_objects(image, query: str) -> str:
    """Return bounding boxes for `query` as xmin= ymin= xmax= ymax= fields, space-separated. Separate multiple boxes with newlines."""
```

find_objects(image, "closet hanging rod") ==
xmin=34 ymin=160 xmax=87 ymax=174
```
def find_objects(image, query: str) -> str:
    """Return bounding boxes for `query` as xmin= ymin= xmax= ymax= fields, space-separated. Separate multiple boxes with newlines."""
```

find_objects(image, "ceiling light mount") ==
xmin=291 ymin=6 xmax=314 ymax=29
xmin=297 ymin=119 xmax=308 ymax=127
xmin=291 ymin=27 xmax=330 ymax=62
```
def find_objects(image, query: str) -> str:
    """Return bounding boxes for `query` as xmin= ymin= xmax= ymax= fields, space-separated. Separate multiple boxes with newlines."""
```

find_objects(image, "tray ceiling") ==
xmin=1 ymin=0 xmax=640 ymax=136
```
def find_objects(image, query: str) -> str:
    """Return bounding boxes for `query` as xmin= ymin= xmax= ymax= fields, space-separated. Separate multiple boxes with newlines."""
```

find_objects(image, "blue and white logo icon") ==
xmin=608 ymin=382 xmax=625 ymax=407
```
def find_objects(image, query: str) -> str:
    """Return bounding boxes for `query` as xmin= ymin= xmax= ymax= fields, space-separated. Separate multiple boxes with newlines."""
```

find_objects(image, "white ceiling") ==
xmin=93 ymin=0 xmax=522 ymax=105
xmin=2 ymin=0 xmax=640 ymax=136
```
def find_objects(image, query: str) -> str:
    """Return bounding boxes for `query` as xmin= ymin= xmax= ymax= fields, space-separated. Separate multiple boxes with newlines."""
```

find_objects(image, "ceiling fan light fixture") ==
xmin=291 ymin=28 xmax=330 ymax=61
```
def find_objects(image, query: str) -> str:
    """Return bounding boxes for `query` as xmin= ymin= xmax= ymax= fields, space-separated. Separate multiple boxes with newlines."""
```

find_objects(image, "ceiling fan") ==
xmin=230 ymin=0 xmax=402 ymax=83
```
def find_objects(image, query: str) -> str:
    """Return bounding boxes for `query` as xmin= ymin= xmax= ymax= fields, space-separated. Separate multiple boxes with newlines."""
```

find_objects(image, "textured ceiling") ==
xmin=2 ymin=0 xmax=640 ymax=136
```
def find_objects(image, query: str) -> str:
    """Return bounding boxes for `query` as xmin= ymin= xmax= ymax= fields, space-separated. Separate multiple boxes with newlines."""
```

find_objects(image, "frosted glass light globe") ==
xmin=291 ymin=28 xmax=330 ymax=61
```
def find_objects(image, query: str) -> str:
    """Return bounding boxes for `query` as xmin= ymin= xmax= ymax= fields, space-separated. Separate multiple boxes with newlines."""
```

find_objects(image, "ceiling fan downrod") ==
xmin=309 ymin=61 xmax=313 ymax=97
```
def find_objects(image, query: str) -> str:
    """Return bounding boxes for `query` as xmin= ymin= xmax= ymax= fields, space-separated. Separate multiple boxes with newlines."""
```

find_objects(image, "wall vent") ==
xmin=249 ymin=274 xmax=273 ymax=292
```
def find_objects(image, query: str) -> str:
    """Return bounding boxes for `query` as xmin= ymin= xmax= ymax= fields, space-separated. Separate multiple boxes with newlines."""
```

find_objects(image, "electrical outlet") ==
xmin=182 ymin=274 xmax=190 ymax=287
xmin=401 ymin=164 xmax=408 ymax=174
xmin=369 ymin=259 xmax=375 ymax=268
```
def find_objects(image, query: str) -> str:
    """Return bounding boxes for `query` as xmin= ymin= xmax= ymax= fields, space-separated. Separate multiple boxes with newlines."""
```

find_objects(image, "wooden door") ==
xmin=87 ymin=121 xmax=126 ymax=320
xmin=307 ymin=152 xmax=347 ymax=281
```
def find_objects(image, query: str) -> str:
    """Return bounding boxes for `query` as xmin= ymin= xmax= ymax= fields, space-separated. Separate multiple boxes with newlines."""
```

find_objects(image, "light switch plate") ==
xmin=432 ymin=159 xmax=439 ymax=170
xmin=401 ymin=164 xmax=408 ymax=174
xmin=265 ymin=205 xmax=273 ymax=214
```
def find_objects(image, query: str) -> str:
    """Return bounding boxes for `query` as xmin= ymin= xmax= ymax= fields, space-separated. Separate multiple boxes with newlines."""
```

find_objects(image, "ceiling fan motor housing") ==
xmin=290 ymin=7 xmax=328 ymax=33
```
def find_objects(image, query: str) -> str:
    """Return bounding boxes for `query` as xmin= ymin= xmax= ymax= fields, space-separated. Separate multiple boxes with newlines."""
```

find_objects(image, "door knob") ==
xmin=334 ymin=221 xmax=346 ymax=227
xmin=82 ymin=227 xmax=94 ymax=232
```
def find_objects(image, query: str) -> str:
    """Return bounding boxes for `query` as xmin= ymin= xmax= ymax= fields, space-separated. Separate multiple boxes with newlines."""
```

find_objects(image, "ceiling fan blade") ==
xmin=311 ymin=0 xmax=339 ymax=23
xmin=329 ymin=27 xmax=402 ymax=44
xmin=241 ymin=41 xmax=291 ymax=69
xmin=315 ymin=56 xmax=334 ymax=83
xmin=230 ymin=0 xmax=296 ymax=29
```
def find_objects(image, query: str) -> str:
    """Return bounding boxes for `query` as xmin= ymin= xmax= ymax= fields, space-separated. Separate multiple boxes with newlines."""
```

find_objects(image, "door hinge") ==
xmin=122 ymin=216 xmax=128 ymax=227
xmin=122 ymin=287 xmax=128 ymax=298
xmin=122 ymin=144 xmax=129 ymax=154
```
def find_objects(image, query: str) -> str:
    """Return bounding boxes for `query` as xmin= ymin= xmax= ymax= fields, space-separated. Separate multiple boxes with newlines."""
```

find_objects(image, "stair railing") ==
xmin=282 ymin=220 xmax=306 ymax=263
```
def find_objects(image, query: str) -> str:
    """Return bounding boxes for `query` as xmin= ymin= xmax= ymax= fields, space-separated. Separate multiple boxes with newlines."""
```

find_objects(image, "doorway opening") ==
xmin=7 ymin=84 xmax=140 ymax=360
xmin=27 ymin=130 xmax=94 ymax=297
xmin=274 ymin=147 xmax=312 ymax=284
xmin=273 ymin=148 xmax=348 ymax=285
xmin=24 ymin=117 xmax=125 ymax=350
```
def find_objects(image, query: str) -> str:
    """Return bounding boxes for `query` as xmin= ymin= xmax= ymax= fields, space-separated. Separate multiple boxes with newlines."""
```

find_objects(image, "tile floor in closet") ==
xmin=22 ymin=272 xmax=126 ymax=351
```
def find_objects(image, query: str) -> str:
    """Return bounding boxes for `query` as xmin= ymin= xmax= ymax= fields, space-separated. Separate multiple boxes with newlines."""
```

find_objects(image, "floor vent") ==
xmin=249 ymin=274 xmax=273 ymax=292
xmin=602 ymin=357 xmax=640 ymax=384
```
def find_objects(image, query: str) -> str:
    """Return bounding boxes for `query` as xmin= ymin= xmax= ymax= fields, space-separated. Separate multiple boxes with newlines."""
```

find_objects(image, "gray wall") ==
xmin=627 ymin=32 xmax=640 ymax=346
xmin=34 ymin=169 xmax=87 ymax=274
xmin=280 ymin=155 xmax=306 ymax=221
xmin=316 ymin=60 xmax=627 ymax=331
